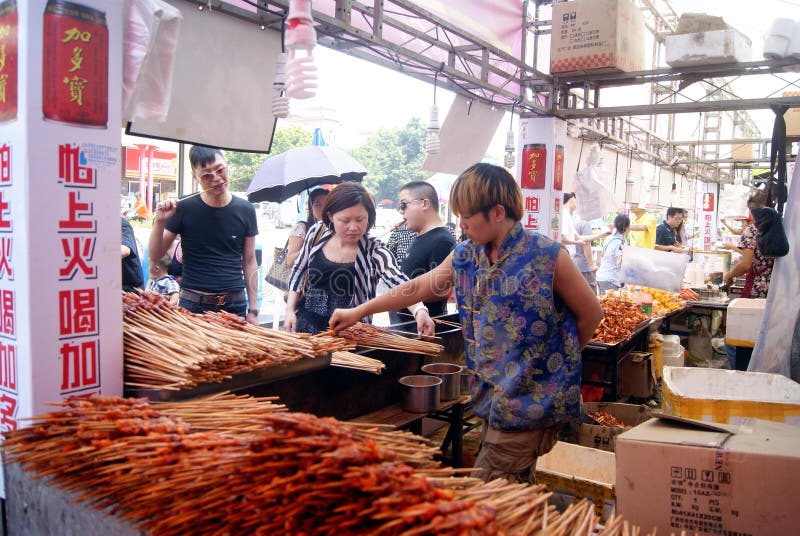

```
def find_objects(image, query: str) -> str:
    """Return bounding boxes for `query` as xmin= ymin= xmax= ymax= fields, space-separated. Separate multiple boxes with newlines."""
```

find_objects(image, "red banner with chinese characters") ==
xmin=703 ymin=192 xmax=715 ymax=212
xmin=553 ymin=144 xmax=564 ymax=191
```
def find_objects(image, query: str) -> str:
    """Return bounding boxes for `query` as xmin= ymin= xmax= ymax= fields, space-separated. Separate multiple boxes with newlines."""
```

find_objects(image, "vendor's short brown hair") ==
xmin=450 ymin=163 xmax=523 ymax=221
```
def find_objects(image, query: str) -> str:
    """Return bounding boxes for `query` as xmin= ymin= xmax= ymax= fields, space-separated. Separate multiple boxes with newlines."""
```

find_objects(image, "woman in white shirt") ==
xmin=596 ymin=214 xmax=630 ymax=294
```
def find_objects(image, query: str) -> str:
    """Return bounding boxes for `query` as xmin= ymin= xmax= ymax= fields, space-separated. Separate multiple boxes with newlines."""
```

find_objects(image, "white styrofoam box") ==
xmin=726 ymin=298 xmax=767 ymax=348
xmin=662 ymin=346 xmax=684 ymax=368
xmin=662 ymin=334 xmax=681 ymax=353
xmin=666 ymin=29 xmax=751 ymax=67
xmin=662 ymin=367 xmax=800 ymax=426
xmin=764 ymin=18 xmax=796 ymax=59
xmin=789 ymin=21 xmax=800 ymax=58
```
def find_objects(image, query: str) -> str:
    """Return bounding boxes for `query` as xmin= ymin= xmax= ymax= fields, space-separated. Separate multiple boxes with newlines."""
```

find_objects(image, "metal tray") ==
xmin=124 ymin=354 xmax=332 ymax=402
xmin=587 ymin=318 xmax=652 ymax=349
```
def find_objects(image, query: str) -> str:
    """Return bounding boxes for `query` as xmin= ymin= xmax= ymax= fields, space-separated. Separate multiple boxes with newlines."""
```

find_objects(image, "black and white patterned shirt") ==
xmin=386 ymin=223 xmax=417 ymax=265
xmin=288 ymin=222 xmax=408 ymax=323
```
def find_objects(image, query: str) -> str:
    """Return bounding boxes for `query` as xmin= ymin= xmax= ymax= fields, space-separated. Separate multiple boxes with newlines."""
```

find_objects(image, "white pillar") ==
xmin=516 ymin=117 xmax=568 ymax=241
xmin=0 ymin=0 xmax=124 ymax=496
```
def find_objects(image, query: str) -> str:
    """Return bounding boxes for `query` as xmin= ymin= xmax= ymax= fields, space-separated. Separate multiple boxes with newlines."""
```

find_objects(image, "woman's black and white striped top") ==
xmin=287 ymin=222 xmax=408 ymax=322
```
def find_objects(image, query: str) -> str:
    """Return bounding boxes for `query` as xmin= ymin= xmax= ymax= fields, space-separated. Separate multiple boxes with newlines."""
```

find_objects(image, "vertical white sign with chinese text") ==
xmin=698 ymin=182 xmax=719 ymax=252
xmin=0 ymin=0 xmax=123 ymax=498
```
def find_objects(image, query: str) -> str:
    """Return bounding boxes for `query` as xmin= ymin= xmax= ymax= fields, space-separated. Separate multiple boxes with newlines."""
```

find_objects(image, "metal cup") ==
xmin=421 ymin=363 xmax=463 ymax=401
xmin=399 ymin=375 xmax=441 ymax=413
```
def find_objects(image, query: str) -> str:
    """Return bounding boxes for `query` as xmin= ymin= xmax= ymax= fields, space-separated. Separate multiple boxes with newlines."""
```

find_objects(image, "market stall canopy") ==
xmin=246 ymin=146 xmax=367 ymax=203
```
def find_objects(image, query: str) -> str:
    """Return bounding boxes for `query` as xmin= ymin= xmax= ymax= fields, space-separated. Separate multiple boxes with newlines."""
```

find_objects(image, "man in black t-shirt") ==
xmin=149 ymin=146 xmax=259 ymax=322
xmin=389 ymin=181 xmax=456 ymax=324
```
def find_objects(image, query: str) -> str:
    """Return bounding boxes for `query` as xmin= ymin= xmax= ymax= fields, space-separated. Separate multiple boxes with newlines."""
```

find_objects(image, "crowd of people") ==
xmin=118 ymin=145 xmax=788 ymax=485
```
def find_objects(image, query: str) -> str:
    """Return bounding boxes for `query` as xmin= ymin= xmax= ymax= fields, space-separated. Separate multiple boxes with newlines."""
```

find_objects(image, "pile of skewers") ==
xmin=327 ymin=322 xmax=444 ymax=357
xmin=331 ymin=350 xmax=386 ymax=375
xmin=3 ymin=394 xmax=651 ymax=535
xmin=123 ymin=292 xmax=353 ymax=390
xmin=124 ymin=293 xmax=447 ymax=388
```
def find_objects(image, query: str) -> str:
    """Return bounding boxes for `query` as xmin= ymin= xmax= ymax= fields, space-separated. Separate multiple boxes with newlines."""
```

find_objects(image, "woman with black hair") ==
xmin=596 ymin=214 xmax=631 ymax=294
xmin=284 ymin=183 xmax=428 ymax=334
xmin=723 ymin=206 xmax=788 ymax=299
xmin=285 ymin=188 xmax=329 ymax=268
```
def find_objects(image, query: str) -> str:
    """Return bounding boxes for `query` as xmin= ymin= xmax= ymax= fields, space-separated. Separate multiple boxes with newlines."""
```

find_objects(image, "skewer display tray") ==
xmin=125 ymin=354 xmax=332 ymax=402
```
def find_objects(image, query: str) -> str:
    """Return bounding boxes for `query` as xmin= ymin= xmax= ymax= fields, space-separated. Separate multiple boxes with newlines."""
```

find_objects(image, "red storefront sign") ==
xmin=124 ymin=146 xmax=178 ymax=179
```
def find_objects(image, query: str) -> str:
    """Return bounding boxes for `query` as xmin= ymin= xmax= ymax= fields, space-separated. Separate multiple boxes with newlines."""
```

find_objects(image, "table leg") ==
xmin=450 ymin=403 xmax=465 ymax=467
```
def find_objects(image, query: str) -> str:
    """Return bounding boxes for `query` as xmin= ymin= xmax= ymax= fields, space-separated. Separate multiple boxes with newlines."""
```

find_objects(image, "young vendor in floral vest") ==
xmin=330 ymin=163 xmax=603 ymax=482
xmin=149 ymin=146 xmax=260 ymax=323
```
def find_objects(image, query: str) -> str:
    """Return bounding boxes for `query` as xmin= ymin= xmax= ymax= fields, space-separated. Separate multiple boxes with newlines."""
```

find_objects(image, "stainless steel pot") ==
xmin=399 ymin=375 xmax=442 ymax=412
xmin=421 ymin=363 xmax=463 ymax=401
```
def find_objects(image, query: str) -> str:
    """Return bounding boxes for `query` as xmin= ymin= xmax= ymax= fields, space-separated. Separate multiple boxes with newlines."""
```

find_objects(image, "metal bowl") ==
xmin=399 ymin=375 xmax=442 ymax=413
xmin=421 ymin=363 xmax=463 ymax=401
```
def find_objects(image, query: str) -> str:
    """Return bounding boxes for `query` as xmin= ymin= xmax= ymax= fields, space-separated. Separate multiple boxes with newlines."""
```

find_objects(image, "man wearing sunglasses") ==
xmin=390 ymin=181 xmax=455 ymax=324
xmin=149 ymin=146 xmax=260 ymax=323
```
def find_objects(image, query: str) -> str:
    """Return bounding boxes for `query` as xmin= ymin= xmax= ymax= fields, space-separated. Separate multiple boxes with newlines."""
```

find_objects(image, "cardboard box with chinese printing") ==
xmin=534 ymin=441 xmax=616 ymax=522
xmin=550 ymin=0 xmax=645 ymax=74
xmin=580 ymin=402 xmax=653 ymax=452
xmin=785 ymin=91 xmax=800 ymax=137
xmin=616 ymin=415 xmax=800 ymax=535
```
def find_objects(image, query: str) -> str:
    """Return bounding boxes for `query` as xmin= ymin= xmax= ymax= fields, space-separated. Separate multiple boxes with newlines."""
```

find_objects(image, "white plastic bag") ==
xmin=123 ymin=0 xmax=182 ymax=123
xmin=620 ymin=246 xmax=689 ymax=291
xmin=573 ymin=144 xmax=617 ymax=220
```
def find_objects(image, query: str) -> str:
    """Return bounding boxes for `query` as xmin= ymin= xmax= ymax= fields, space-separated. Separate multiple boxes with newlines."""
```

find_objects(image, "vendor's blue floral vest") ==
xmin=452 ymin=222 xmax=582 ymax=431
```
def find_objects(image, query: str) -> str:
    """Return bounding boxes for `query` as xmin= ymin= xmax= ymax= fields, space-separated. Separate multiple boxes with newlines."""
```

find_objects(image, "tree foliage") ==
xmin=352 ymin=118 xmax=429 ymax=202
xmin=225 ymin=126 xmax=313 ymax=191
xmin=225 ymin=121 xmax=427 ymax=201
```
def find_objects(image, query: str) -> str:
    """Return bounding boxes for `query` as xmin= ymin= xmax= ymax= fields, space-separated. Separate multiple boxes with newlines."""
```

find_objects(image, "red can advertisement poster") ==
xmin=521 ymin=143 xmax=547 ymax=189
xmin=42 ymin=0 xmax=108 ymax=128
xmin=553 ymin=144 xmax=564 ymax=191
xmin=0 ymin=0 xmax=17 ymax=123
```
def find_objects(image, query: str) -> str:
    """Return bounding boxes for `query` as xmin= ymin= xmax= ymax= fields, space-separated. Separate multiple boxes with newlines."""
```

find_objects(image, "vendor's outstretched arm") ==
xmin=329 ymin=253 xmax=455 ymax=332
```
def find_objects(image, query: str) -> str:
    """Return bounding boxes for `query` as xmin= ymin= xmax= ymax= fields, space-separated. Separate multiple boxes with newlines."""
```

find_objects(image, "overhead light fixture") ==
xmin=272 ymin=52 xmax=289 ymax=118
xmin=426 ymin=70 xmax=441 ymax=155
xmin=504 ymin=131 xmax=516 ymax=169
xmin=284 ymin=0 xmax=317 ymax=99
xmin=624 ymin=168 xmax=636 ymax=205
xmin=503 ymin=103 xmax=517 ymax=169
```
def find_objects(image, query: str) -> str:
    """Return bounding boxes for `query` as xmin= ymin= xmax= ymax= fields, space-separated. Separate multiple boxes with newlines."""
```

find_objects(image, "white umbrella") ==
xmin=246 ymin=145 xmax=367 ymax=203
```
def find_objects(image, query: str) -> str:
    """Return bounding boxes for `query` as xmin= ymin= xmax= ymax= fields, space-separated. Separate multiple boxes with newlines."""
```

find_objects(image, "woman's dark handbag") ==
xmin=264 ymin=240 xmax=290 ymax=291
xmin=753 ymin=208 xmax=789 ymax=258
